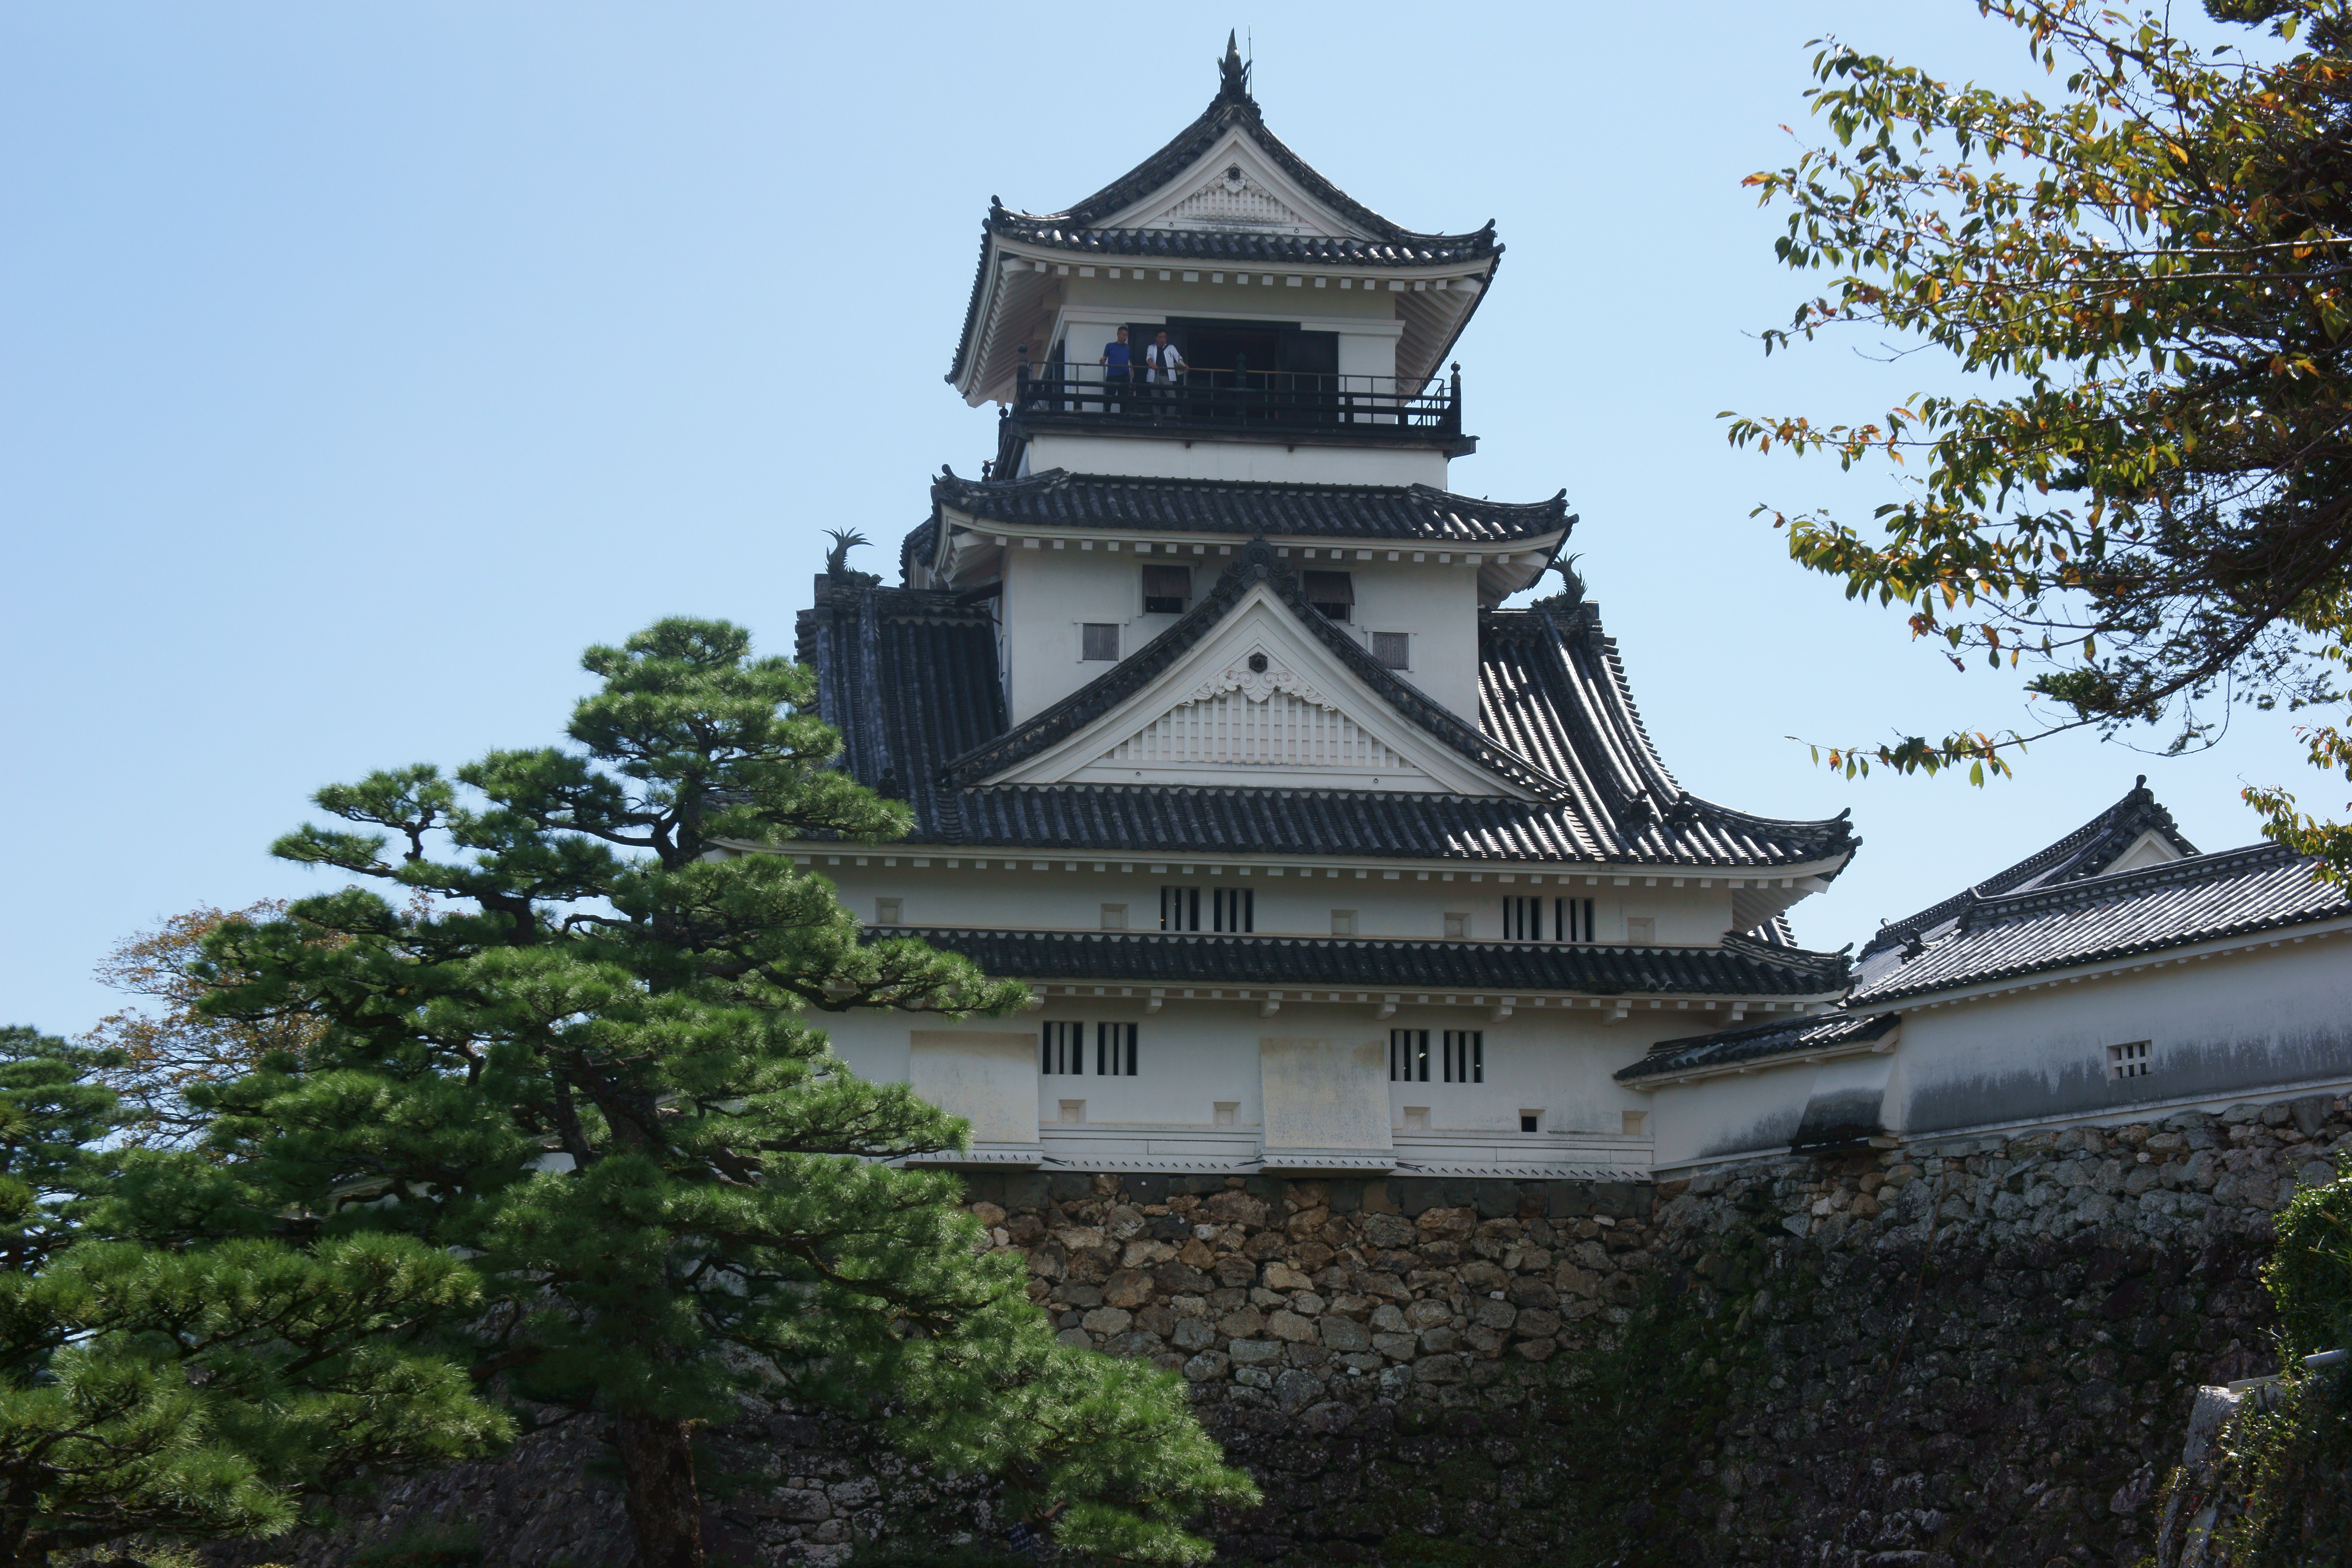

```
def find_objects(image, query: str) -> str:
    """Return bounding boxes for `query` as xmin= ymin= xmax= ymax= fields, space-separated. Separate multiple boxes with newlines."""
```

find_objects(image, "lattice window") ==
xmin=1556 ymin=897 xmax=1596 ymax=943
xmin=1213 ymin=887 xmax=1254 ymax=932
xmin=1096 ymin=1022 xmax=1138 ymax=1076
xmin=1390 ymin=1029 xmax=1431 ymax=1082
xmin=2108 ymin=1040 xmax=2152 ymax=1080
xmin=1161 ymin=886 xmax=1201 ymax=931
xmin=1042 ymin=1022 xmax=1087 ymax=1075
xmin=1444 ymin=1031 xmax=1483 ymax=1084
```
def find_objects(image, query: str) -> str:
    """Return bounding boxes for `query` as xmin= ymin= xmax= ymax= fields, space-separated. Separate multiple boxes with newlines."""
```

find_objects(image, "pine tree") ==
xmin=192 ymin=619 xmax=1257 ymax=1568
xmin=0 ymin=1027 xmax=505 ymax=1568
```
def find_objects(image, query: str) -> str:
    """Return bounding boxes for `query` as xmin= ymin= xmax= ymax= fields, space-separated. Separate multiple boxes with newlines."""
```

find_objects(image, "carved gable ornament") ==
xmin=1162 ymin=164 xmax=1317 ymax=232
xmin=1113 ymin=136 xmax=1356 ymax=238
xmin=1186 ymin=645 xmax=1333 ymax=708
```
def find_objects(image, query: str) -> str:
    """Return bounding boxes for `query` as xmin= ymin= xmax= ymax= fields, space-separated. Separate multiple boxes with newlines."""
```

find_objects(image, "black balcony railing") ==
xmin=1012 ymin=360 xmax=1462 ymax=437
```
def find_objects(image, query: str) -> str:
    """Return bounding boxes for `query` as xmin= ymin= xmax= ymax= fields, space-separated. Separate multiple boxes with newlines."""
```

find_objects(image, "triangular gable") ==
xmin=984 ymin=585 xmax=1530 ymax=795
xmin=1097 ymin=131 xmax=1360 ymax=238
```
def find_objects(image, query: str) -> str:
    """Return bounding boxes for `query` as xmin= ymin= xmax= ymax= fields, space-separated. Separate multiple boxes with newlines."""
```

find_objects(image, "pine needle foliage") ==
xmin=0 ymin=1027 xmax=505 ymax=1568
xmin=1730 ymin=0 xmax=2352 ymax=874
xmin=188 ymin=619 xmax=1256 ymax=1568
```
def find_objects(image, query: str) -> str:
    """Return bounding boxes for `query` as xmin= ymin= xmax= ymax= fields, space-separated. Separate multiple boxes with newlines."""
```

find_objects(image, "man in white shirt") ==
xmin=1142 ymin=330 xmax=1187 ymax=415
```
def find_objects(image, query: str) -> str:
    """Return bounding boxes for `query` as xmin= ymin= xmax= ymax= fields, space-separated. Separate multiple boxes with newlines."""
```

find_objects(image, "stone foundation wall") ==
xmin=245 ymin=1094 xmax=2350 ymax=1568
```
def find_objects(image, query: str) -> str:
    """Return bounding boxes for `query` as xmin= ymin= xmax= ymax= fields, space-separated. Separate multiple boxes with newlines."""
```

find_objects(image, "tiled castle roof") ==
xmin=1849 ymin=841 xmax=2350 ymax=1006
xmin=1615 ymin=1011 xmax=1898 ymax=1083
xmin=890 ymin=926 xmax=1848 ymax=998
xmin=948 ymin=41 xmax=1499 ymax=392
xmin=795 ymin=554 xmax=1857 ymax=872
xmin=929 ymin=470 xmax=1569 ymax=545
xmin=1856 ymin=778 xmax=2198 ymax=965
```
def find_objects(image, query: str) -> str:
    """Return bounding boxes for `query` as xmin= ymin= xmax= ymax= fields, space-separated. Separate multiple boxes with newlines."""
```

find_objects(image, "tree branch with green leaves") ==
xmin=1730 ymin=0 xmax=2352 ymax=872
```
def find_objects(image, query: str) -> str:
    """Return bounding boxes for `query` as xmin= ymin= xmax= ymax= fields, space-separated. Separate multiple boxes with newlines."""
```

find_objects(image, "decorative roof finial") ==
xmin=1217 ymin=30 xmax=1251 ymax=103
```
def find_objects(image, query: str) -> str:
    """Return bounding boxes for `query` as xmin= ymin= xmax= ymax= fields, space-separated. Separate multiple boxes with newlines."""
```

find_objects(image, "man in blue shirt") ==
xmin=1098 ymin=327 xmax=1131 ymax=413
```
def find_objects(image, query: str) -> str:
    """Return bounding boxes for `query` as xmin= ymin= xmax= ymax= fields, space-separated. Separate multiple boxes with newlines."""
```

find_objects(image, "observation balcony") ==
xmin=993 ymin=359 xmax=1474 ymax=477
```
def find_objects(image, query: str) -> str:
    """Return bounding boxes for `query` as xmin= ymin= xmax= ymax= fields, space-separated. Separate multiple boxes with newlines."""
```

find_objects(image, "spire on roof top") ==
xmin=1216 ymin=30 xmax=1252 ymax=104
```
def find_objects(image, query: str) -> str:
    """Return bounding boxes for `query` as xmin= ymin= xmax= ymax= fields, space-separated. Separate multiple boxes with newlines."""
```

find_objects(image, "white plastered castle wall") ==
xmin=818 ymin=996 xmax=1673 ymax=1158
xmin=1635 ymin=923 xmax=2352 ymax=1170
xmin=1882 ymin=929 xmax=2352 ymax=1136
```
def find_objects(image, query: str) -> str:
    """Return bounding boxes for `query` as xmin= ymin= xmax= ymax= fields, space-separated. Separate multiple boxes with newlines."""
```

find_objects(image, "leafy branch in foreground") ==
xmin=1731 ymin=0 xmax=2352 ymax=870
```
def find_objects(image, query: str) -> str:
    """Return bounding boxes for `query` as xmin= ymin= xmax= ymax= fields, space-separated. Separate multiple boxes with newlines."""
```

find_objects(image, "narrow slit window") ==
xmin=1041 ymin=1021 xmax=1087 ymax=1075
xmin=1390 ymin=1028 xmax=1430 ymax=1082
xmin=1303 ymin=570 xmax=1354 ymax=621
xmin=1142 ymin=564 xmax=1192 ymax=614
xmin=2108 ymin=1040 xmax=2152 ymax=1080
xmin=1213 ymin=886 xmax=1254 ymax=932
xmin=1372 ymin=631 xmax=1410 ymax=670
xmin=1160 ymin=886 xmax=1201 ymax=931
xmin=1096 ymin=1022 xmax=1138 ymax=1076
xmin=1081 ymin=623 xmax=1120 ymax=661
xmin=1444 ymin=1030 xmax=1483 ymax=1084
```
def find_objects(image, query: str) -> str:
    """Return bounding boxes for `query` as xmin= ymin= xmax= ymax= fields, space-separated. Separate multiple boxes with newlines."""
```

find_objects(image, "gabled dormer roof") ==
xmin=1052 ymin=34 xmax=1488 ymax=246
xmin=1855 ymin=777 xmax=2198 ymax=971
xmin=948 ymin=37 xmax=1503 ymax=403
xmin=793 ymin=561 xmax=1858 ymax=876
xmin=944 ymin=539 xmax=1562 ymax=799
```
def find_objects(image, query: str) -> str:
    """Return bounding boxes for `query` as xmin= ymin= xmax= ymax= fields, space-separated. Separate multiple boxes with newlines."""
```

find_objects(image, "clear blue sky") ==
xmin=3 ymin=3 xmax=2311 ymax=1035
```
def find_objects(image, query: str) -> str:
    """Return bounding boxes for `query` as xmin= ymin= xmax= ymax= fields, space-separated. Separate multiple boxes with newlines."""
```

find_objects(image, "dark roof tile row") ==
xmin=931 ymin=470 xmax=1566 ymax=544
xmin=1850 ymin=841 xmax=2350 ymax=1005
xmin=890 ymin=926 xmax=1848 ymax=997
xmin=1614 ymin=1011 xmax=1898 ymax=1082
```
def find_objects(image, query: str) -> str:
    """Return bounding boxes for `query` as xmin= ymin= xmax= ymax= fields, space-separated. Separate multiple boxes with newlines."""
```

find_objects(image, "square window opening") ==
xmin=873 ymin=897 xmax=902 ymax=926
xmin=1331 ymin=909 xmax=1357 ymax=936
xmin=1402 ymin=1106 xmax=1429 ymax=1132
xmin=1621 ymin=1109 xmax=1648 ymax=1136
xmin=1213 ymin=1101 xmax=1238 ymax=1127
xmin=1100 ymin=903 xmax=1127 ymax=930
xmin=1142 ymin=564 xmax=1192 ymax=614
xmin=1372 ymin=631 xmax=1410 ymax=669
xmin=1443 ymin=911 xmax=1470 ymax=940
xmin=1303 ymin=570 xmax=1354 ymax=621
xmin=1519 ymin=1111 xmax=1542 ymax=1134
xmin=2108 ymin=1040 xmax=2152 ymax=1080
xmin=1058 ymin=1100 xmax=1085 ymax=1125
xmin=1080 ymin=623 xmax=1120 ymax=661
xmin=1625 ymin=916 xmax=1655 ymax=946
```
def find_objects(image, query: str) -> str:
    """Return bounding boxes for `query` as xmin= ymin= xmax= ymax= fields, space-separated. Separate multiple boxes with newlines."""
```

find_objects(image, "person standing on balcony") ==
xmin=1143 ymin=329 xmax=1187 ymax=416
xmin=1098 ymin=326 xmax=1132 ymax=414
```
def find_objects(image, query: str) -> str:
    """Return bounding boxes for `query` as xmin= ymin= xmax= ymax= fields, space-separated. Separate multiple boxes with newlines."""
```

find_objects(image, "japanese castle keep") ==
xmin=786 ymin=41 xmax=1863 ymax=1185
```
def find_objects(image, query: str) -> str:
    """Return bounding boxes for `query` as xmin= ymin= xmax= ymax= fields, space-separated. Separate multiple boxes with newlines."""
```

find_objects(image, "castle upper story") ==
xmin=947 ymin=36 xmax=1500 ymax=491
